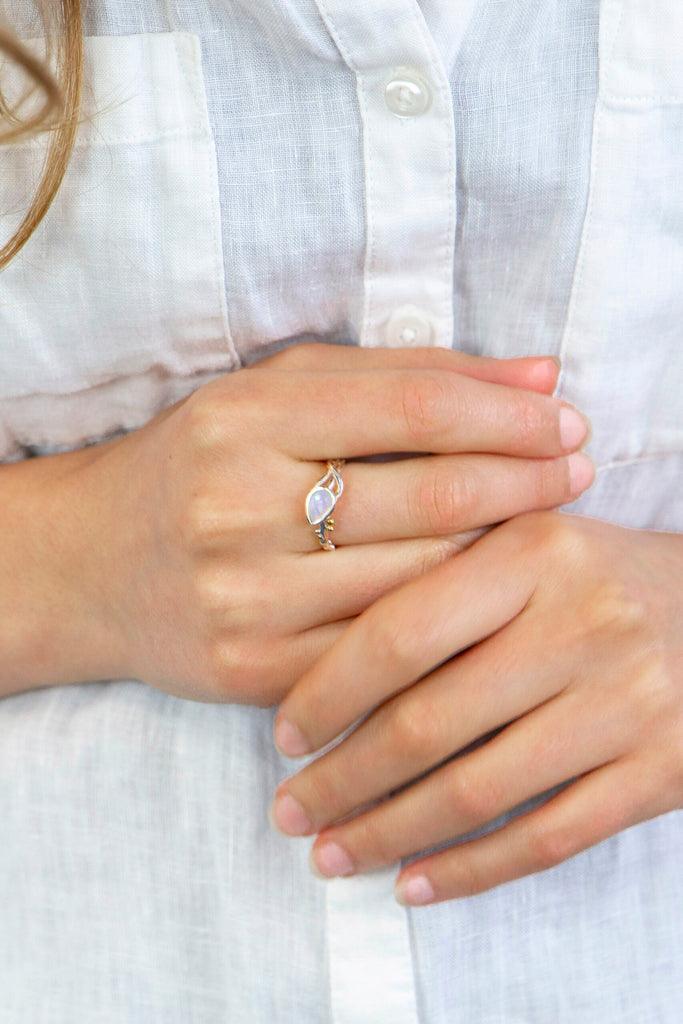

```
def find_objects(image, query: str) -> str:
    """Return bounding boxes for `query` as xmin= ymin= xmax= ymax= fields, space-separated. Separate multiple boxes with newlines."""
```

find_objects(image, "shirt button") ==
xmin=386 ymin=306 xmax=434 ymax=347
xmin=384 ymin=72 xmax=432 ymax=118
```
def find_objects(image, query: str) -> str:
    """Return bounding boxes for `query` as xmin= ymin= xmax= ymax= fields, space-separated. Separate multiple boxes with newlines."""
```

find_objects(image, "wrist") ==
xmin=0 ymin=441 xmax=131 ymax=695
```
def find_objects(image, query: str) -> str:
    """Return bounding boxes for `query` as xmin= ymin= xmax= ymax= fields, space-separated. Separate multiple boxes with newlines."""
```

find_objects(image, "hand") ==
xmin=0 ymin=344 xmax=590 ymax=703
xmin=100 ymin=345 xmax=591 ymax=705
xmin=271 ymin=513 xmax=683 ymax=904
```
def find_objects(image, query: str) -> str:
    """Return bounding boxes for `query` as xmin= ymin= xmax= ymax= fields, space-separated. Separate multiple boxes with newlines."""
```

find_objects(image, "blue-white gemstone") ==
xmin=306 ymin=487 xmax=335 ymax=525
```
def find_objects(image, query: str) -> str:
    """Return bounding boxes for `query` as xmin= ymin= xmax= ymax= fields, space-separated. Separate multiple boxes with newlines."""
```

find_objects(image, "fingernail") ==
xmin=274 ymin=715 xmax=311 ymax=758
xmin=269 ymin=792 xmax=313 ymax=836
xmin=567 ymin=452 xmax=595 ymax=496
xmin=559 ymin=407 xmax=590 ymax=450
xmin=528 ymin=357 xmax=561 ymax=393
xmin=395 ymin=874 xmax=436 ymax=907
xmin=548 ymin=356 xmax=562 ymax=371
xmin=311 ymin=841 xmax=355 ymax=879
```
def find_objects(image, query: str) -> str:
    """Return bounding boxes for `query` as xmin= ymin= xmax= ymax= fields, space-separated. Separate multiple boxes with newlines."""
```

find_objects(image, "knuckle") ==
xmin=366 ymin=604 xmax=422 ymax=673
xmin=303 ymin=770 xmax=350 ymax=823
xmin=509 ymin=392 xmax=546 ymax=451
xmin=197 ymin=567 xmax=276 ymax=633
xmin=208 ymin=643 xmax=237 ymax=700
xmin=183 ymin=391 xmax=230 ymax=454
xmin=450 ymin=855 xmax=486 ymax=896
xmin=411 ymin=464 xmax=475 ymax=534
xmin=177 ymin=494 xmax=223 ymax=553
xmin=586 ymin=584 xmax=647 ymax=636
xmin=192 ymin=565 xmax=229 ymax=617
xmin=523 ymin=510 xmax=584 ymax=567
xmin=353 ymin=811 xmax=401 ymax=867
xmin=444 ymin=767 xmax=502 ymax=827
xmin=399 ymin=373 xmax=450 ymax=445
xmin=209 ymin=639 xmax=278 ymax=707
xmin=386 ymin=696 xmax=445 ymax=763
xmin=187 ymin=374 xmax=263 ymax=447
xmin=175 ymin=488 xmax=273 ymax=557
xmin=529 ymin=820 xmax=575 ymax=871
xmin=627 ymin=653 xmax=676 ymax=727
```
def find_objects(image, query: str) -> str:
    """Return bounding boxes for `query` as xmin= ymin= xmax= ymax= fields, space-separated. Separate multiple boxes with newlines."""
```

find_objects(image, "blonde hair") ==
xmin=0 ymin=0 xmax=83 ymax=269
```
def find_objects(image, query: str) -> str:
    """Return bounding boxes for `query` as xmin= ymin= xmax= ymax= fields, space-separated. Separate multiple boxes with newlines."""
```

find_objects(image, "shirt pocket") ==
xmin=0 ymin=33 xmax=236 ymax=460
xmin=558 ymin=0 xmax=683 ymax=468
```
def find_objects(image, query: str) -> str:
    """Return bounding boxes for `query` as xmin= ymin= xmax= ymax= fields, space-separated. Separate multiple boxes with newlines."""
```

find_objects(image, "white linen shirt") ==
xmin=0 ymin=1 xmax=682 ymax=1022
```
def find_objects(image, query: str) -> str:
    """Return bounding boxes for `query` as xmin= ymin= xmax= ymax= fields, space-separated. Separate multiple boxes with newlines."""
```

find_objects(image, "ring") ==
xmin=305 ymin=460 xmax=345 ymax=551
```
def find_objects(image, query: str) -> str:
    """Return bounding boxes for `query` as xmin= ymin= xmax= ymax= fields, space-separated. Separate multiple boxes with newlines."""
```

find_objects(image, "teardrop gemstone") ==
xmin=306 ymin=487 xmax=336 ymax=525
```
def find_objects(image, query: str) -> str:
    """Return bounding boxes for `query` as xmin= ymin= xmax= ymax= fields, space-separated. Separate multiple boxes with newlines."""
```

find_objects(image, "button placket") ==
xmin=309 ymin=5 xmax=453 ymax=1014
xmin=312 ymin=0 xmax=457 ymax=351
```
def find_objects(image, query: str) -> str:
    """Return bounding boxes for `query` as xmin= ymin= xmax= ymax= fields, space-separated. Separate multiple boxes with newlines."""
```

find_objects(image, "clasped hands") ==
xmin=262 ymin=351 xmax=683 ymax=908
xmin=62 ymin=340 xmax=681 ymax=907
xmin=92 ymin=342 xmax=589 ymax=703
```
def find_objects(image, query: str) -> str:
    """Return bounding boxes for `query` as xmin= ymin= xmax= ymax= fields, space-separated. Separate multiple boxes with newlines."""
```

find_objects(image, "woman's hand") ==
xmin=0 ymin=344 xmax=591 ymax=704
xmin=271 ymin=513 xmax=683 ymax=903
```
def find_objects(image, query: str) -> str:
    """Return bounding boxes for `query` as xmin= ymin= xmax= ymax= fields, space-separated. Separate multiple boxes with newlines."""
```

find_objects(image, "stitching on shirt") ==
xmin=357 ymin=80 xmax=377 ymax=344
xmin=174 ymin=32 xmax=239 ymax=368
xmin=557 ymin=102 xmax=603 ymax=387
xmin=87 ymin=33 xmax=212 ymax=146
xmin=92 ymin=33 xmax=210 ymax=146
xmin=311 ymin=4 xmax=356 ymax=71
xmin=600 ymin=0 xmax=683 ymax=106
xmin=402 ymin=8 xmax=455 ymax=336
xmin=601 ymin=93 xmax=683 ymax=106
xmin=174 ymin=32 xmax=205 ymax=118
xmin=444 ymin=96 xmax=456 ymax=341
xmin=422 ymin=21 xmax=457 ymax=337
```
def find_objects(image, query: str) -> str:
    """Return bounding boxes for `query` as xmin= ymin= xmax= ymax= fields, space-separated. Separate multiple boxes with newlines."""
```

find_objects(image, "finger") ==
xmin=299 ymin=537 xmax=470 ymax=625
xmin=292 ymin=571 xmax=640 ymax=827
xmin=328 ymin=452 xmax=594 ymax=546
xmin=256 ymin=369 xmax=588 ymax=460
xmin=181 ymin=450 xmax=496 ymax=559
xmin=269 ymin=610 xmax=567 ymax=828
xmin=394 ymin=757 xmax=653 ymax=905
xmin=258 ymin=342 xmax=560 ymax=394
xmin=221 ymin=538 xmax=465 ymax=634
xmin=274 ymin=518 xmax=539 ymax=757
xmin=290 ymin=683 xmax=628 ymax=873
xmin=212 ymin=619 xmax=350 ymax=707
xmin=274 ymin=667 xmax=626 ymax=843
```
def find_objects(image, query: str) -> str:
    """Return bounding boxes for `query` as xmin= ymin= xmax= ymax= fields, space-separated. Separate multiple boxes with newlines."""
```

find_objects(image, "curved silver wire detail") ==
xmin=305 ymin=460 xmax=345 ymax=551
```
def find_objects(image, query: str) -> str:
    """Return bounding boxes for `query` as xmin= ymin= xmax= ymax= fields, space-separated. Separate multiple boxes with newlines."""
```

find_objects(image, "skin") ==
xmin=271 ymin=512 xmax=683 ymax=905
xmin=0 ymin=343 xmax=591 ymax=704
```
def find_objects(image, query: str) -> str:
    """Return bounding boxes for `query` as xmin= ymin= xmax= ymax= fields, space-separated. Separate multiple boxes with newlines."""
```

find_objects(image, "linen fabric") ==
xmin=0 ymin=1 xmax=682 ymax=1021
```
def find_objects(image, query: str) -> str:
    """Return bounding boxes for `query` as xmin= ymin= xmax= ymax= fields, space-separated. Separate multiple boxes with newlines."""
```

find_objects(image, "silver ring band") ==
xmin=305 ymin=460 xmax=345 ymax=550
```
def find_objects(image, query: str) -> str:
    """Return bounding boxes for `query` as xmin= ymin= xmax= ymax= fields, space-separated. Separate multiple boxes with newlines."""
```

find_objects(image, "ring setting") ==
xmin=306 ymin=460 xmax=345 ymax=551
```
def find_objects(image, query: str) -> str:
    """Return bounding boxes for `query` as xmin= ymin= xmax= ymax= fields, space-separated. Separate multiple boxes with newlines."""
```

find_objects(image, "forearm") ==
xmin=0 ymin=442 xmax=126 ymax=696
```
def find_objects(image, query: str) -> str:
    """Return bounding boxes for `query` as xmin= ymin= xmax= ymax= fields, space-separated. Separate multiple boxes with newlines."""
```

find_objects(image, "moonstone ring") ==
xmin=305 ymin=460 xmax=345 ymax=550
